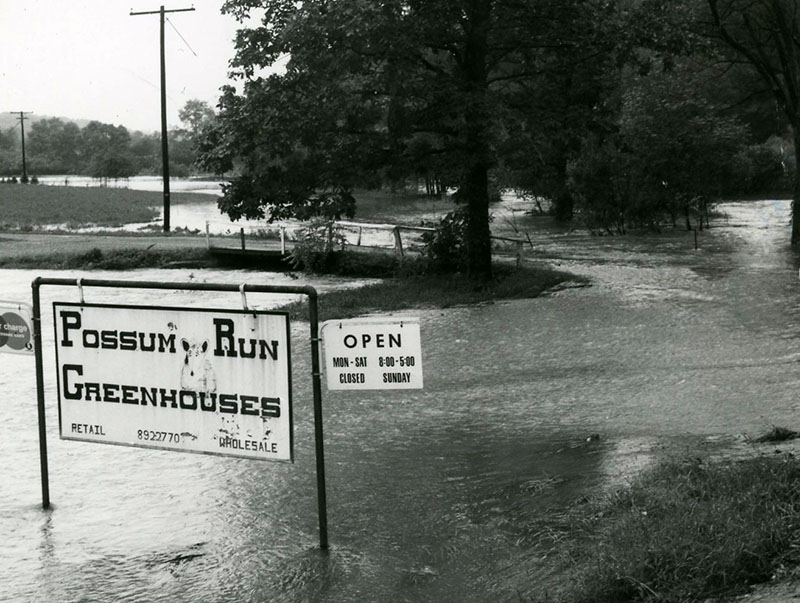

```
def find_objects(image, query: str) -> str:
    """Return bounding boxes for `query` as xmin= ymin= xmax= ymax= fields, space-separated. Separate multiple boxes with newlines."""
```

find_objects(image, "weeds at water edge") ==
xmin=526 ymin=455 xmax=800 ymax=603
xmin=753 ymin=425 xmax=799 ymax=443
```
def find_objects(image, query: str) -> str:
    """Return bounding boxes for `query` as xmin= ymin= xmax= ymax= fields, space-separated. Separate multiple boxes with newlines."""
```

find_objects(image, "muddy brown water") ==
xmin=2 ymin=200 xmax=799 ymax=602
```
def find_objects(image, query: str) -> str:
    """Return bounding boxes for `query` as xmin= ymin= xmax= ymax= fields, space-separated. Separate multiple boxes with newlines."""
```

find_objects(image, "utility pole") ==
xmin=130 ymin=5 xmax=195 ymax=233
xmin=8 ymin=112 xmax=32 ymax=183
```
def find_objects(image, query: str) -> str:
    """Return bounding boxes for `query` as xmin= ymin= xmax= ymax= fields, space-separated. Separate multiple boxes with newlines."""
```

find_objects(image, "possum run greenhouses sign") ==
xmin=53 ymin=303 xmax=293 ymax=462
xmin=31 ymin=278 xmax=426 ymax=551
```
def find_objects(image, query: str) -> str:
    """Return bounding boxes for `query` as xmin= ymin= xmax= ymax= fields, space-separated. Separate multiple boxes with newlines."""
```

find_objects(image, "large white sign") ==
xmin=0 ymin=300 xmax=33 ymax=355
xmin=321 ymin=318 xmax=423 ymax=390
xmin=53 ymin=303 xmax=293 ymax=461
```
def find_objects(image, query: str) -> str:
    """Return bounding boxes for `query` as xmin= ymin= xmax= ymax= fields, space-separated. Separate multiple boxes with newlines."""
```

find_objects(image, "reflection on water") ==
xmin=2 ymin=200 xmax=800 ymax=601
xmin=37 ymin=175 xmax=225 ymax=196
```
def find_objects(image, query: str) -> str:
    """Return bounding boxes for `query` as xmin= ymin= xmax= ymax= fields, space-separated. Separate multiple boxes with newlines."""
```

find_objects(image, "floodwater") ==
xmin=37 ymin=175 xmax=224 ymax=196
xmin=2 ymin=200 xmax=800 ymax=602
xmin=36 ymin=176 xmax=427 ymax=247
xmin=36 ymin=176 xmax=265 ymax=236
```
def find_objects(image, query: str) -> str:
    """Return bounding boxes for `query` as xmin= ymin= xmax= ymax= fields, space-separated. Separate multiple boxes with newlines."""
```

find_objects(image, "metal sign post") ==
xmin=31 ymin=277 xmax=328 ymax=549
xmin=31 ymin=284 xmax=50 ymax=510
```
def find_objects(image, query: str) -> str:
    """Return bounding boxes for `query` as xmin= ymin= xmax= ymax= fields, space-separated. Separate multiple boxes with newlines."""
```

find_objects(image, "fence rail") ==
xmin=205 ymin=219 xmax=529 ymax=263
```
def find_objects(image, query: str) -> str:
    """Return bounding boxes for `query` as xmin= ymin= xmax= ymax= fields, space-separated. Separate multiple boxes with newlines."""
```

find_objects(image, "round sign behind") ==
xmin=1 ymin=311 xmax=31 ymax=350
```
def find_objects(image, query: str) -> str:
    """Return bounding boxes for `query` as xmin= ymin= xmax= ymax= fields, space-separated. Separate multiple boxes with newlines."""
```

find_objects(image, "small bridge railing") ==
xmin=205 ymin=220 xmax=529 ymax=264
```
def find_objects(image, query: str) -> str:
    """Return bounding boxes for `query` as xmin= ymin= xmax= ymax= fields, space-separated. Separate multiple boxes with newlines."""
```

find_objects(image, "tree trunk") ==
xmin=462 ymin=0 xmax=493 ymax=280
xmin=464 ymin=162 xmax=493 ymax=279
xmin=793 ymin=129 xmax=800 ymax=245
xmin=553 ymin=158 xmax=574 ymax=221
xmin=553 ymin=186 xmax=574 ymax=222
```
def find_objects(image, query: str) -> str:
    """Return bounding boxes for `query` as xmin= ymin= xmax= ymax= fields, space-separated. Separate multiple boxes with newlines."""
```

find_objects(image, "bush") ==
xmin=421 ymin=207 xmax=469 ymax=272
xmin=728 ymin=141 xmax=790 ymax=195
xmin=287 ymin=218 xmax=347 ymax=273
xmin=567 ymin=140 xmax=633 ymax=234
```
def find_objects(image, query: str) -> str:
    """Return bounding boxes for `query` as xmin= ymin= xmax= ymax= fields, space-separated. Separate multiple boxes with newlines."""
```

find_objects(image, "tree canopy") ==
xmin=199 ymin=0 xmax=627 ymax=278
xmin=198 ymin=0 xmax=796 ymax=271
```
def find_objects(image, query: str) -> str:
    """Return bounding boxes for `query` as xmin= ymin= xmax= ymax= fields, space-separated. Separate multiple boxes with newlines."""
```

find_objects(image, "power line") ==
xmin=166 ymin=17 xmax=197 ymax=56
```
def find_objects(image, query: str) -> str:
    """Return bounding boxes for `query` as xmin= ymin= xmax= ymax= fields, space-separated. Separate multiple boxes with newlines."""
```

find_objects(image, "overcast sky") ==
xmin=1 ymin=1 xmax=248 ymax=133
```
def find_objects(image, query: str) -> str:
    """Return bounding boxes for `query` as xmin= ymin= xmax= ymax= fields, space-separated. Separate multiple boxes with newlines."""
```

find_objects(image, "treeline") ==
xmin=197 ymin=0 xmax=795 ymax=249
xmin=0 ymin=100 xmax=214 ymax=180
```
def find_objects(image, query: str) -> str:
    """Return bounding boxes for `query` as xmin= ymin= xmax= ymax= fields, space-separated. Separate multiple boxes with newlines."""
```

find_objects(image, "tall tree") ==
xmin=707 ymin=0 xmax=800 ymax=243
xmin=178 ymin=99 xmax=216 ymax=142
xmin=200 ymin=0 xmax=617 ymax=279
xmin=79 ymin=121 xmax=135 ymax=179
xmin=27 ymin=118 xmax=82 ymax=174
xmin=171 ymin=99 xmax=217 ymax=177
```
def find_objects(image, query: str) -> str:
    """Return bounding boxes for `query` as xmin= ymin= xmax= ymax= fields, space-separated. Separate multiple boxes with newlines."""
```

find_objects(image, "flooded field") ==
xmin=37 ymin=175 xmax=224 ymax=196
xmin=2 ymin=200 xmax=800 ymax=601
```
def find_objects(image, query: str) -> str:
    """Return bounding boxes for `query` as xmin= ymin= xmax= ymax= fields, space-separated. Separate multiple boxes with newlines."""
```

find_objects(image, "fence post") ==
xmin=326 ymin=222 xmax=334 ymax=251
xmin=280 ymin=226 xmax=286 ymax=255
xmin=515 ymin=240 xmax=523 ymax=267
xmin=240 ymin=228 xmax=246 ymax=251
xmin=205 ymin=221 xmax=210 ymax=249
xmin=393 ymin=226 xmax=405 ymax=257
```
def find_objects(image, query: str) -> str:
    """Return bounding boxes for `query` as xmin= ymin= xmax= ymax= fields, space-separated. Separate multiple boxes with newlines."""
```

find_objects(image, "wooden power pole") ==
xmin=8 ymin=112 xmax=32 ymax=183
xmin=130 ymin=5 xmax=195 ymax=233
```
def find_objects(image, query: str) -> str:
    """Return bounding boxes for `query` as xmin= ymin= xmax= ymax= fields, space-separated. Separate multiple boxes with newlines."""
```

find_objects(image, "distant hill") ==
xmin=0 ymin=113 xmax=94 ymax=132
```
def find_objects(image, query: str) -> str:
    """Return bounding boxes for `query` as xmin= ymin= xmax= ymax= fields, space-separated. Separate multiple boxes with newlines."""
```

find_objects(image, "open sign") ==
xmin=321 ymin=318 xmax=423 ymax=390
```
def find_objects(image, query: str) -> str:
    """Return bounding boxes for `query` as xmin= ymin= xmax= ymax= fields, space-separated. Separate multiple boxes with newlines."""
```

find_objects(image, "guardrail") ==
xmin=335 ymin=221 xmax=528 ymax=263
xmin=205 ymin=219 xmax=529 ymax=264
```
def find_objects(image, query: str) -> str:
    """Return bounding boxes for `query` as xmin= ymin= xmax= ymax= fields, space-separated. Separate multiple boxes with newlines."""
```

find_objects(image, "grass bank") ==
xmin=532 ymin=451 xmax=800 ymax=603
xmin=0 ymin=184 xmax=213 ymax=228
xmin=0 ymin=246 xmax=216 ymax=270
xmin=280 ymin=261 xmax=581 ymax=321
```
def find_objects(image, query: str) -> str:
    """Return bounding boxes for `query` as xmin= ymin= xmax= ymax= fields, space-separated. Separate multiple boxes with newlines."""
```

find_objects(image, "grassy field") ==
xmin=0 ymin=184 xmax=213 ymax=228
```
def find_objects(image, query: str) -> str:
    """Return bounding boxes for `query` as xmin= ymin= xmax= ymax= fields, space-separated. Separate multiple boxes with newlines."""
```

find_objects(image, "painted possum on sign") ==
xmin=180 ymin=339 xmax=217 ymax=393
